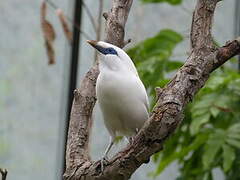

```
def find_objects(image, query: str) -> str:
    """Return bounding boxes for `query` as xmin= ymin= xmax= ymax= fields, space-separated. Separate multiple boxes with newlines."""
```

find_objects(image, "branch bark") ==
xmin=64 ymin=0 xmax=240 ymax=179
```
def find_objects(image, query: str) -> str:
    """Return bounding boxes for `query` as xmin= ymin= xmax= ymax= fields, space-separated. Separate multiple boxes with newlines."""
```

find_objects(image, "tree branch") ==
xmin=64 ymin=0 xmax=133 ymax=179
xmin=104 ymin=0 xmax=133 ymax=48
xmin=94 ymin=0 xmax=104 ymax=62
xmin=0 ymin=168 xmax=7 ymax=180
xmin=82 ymin=1 xmax=98 ymax=34
xmin=64 ymin=0 xmax=240 ymax=179
xmin=64 ymin=66 xmax=98 ymax=175
xmin=190 ymin=0 xmax=219 ymax=49
xmin=213 ymin=38 xmax=240 ymax=71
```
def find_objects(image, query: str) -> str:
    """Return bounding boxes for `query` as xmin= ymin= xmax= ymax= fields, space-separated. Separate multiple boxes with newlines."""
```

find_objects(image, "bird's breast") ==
xmin=96 ymin=70 xmax=149 ymax=136
xmin=96 ymin=71 xmax=135 ymax=102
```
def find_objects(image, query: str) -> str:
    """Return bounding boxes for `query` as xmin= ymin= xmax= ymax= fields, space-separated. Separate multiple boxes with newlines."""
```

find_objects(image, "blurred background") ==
xmin=0 ymin=0 xmax=239 ymax=179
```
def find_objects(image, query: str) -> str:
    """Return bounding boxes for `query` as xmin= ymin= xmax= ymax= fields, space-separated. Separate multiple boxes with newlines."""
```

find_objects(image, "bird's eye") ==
xmin=105 ymin=48 xmax=117 ymax=55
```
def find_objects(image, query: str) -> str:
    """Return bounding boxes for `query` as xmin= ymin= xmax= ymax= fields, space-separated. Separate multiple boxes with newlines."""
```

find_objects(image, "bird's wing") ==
xmin=124 ymin=55 xmax=149 ymax=111
xmin=126 ymin=60 xmax=139 ymax=76
xmin=137 ymin=77 xmax=150 ymax=112
xmin=118 ymin=51 xmax=139 ymax=76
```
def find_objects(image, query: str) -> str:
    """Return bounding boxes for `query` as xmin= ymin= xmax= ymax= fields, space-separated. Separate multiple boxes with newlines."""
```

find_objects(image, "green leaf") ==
xmin=141 ymin=0 xmax=182 ymax=5
xmin=206 ymin=75 xmax=225 ymax=90
xmin=228 ymin=123 xmax=240 ymax=133
xmin=190 ymin=114 xmax=210 ymax=135
xmin=214 ymin=95 xmax=231 ymax=109
xmin=226 ymin=139 xmax=240 ymax=149
xmin=210 ymin=107 xmax=220 ymax=118
xmin=165 ymin=60 xmax=183 ymax=72
xmin=114 ymin=136 xmax=123 ymax=143
xmin=222 ymin=144 xmax=235 ymax=172
xmin=202 ymin=129 xmax=226 ymax=170
xmin=191 ymin=108 xmax=208 ymax=118
xmin=192 ymin=94 xmax=217 ymax=111
xmin=153 ymin=133 xmax=208 ymax=176
xmin=127 ymin=29 xmax=183 ymax=63
xmin=227 ymin=133 xmax=240 ymax=140
xmin=227 ymin=126 xmax=240 ymax=141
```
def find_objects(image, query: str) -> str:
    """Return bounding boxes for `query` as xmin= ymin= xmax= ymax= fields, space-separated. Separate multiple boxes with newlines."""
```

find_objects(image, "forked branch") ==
xmin=64 ymin=0 xmax=133 ymax=179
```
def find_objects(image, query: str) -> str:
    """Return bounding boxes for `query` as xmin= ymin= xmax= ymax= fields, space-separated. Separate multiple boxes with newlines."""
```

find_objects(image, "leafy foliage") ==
xmin=127 ymin=29 xmax=183 ymax=107
xmin=141 ymin=0 xmax=183 ymax=5
xmin=128 ymin=28 xmax=240 ymax=180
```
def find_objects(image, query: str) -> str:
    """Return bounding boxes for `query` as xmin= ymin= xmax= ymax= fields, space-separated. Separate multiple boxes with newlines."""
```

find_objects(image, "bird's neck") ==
xmin=99 ymin=56 xmax=124 ymax=72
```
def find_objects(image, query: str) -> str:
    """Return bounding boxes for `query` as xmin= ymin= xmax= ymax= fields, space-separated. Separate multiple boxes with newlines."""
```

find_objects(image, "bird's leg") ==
xmin=101 ymin=136 xmax=114 ymax=172
xmin=127 ymin=128 xmax=139 ymax=145
xmin=135 ymin=128 xmax=139 ymax=133
xmin=103 ymin=137 xmax=114 ymax=159
xmin=127 ymin=136 xmax=134 ymax=145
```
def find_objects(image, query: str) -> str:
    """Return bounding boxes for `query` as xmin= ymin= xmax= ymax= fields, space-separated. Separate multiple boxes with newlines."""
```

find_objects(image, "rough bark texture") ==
xmin=64 ymin=0 xmax=240 ymax=179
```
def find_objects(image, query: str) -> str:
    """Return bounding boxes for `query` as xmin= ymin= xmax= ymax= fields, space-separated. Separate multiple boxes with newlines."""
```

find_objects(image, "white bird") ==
xmin=87 ymin=40 xmax=149 ymax=167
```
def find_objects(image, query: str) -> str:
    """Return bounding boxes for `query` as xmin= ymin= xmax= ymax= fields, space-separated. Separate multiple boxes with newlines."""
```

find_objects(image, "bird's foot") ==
xmin=100 ymin=156 xmax=109 ymax=172
xmin=128 ymin=136 xmax=135 ymax=145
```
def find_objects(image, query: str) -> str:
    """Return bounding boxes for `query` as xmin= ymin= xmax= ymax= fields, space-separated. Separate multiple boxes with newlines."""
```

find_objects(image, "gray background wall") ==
xmin=0 ymin=0 xmax=235 ymax=179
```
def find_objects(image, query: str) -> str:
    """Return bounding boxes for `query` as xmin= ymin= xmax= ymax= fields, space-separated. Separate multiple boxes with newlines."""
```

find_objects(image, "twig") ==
xmin=0 ymin=168 xmax=8 ymax=180
xmin=94 ymin=0 xmax=104 ymax=62
xmin=45 ymin=0 xmax=57 ymax=9
xmin=56 ymin=9 xmax=73 ymax=44
xmin=44 ymin=0 xmax=91 ymax=40
xmin=82 ymin=1 xmax=98 ymax=33
xmin=123 ymin=38 xmax=131 ymax=46
xmin=190 ymin=0 xmax=217 ymax=49
xmin=41 ymin=1 xmax=56 ymax=65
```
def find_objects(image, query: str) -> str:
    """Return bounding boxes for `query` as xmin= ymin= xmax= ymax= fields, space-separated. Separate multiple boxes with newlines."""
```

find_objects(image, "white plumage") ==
xmin=87 ymin=40 xmax=149 ymax=165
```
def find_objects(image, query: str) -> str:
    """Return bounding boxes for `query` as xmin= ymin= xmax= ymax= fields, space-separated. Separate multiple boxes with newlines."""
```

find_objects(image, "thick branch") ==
xmin=79 ymin=37 xmax=240 ymax=180
xmin=104 ymin=0 xmax=133 ymax=47
xmin=213 ymin=38 xmax=240 ymax=71
xmin=64 ymin=0 xmax=133 ymax=179
xmin=190 ymin=0 xmax=219 ymax=49
xmin=65 ymin=66 xmax=98 ymax=175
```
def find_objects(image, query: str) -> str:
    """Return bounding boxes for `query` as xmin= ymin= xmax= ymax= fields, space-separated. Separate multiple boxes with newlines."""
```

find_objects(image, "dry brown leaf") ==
xmin=45 ymin=40 xmax=55 ymax=65
xmin=56 ymin=9 xmax=73 ymax=44
xmin=42 ymin=20 xmax=56 ymax=42
xmin=40 ymin=1 xmax=56 ymax=65
xmin=41 ymin=1 xmax=47 ymax=18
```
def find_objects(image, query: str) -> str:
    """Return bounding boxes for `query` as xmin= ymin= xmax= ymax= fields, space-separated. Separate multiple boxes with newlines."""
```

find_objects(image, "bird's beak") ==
xmin=87 ymin=40 xmax=105 ymax=54
xmin=86 ymin=40 xmax=98 ymax=48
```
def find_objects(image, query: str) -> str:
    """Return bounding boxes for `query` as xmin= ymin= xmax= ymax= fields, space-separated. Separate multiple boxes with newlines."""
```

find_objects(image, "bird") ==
xmin=87 ymin=40 xmax=149 ymax=170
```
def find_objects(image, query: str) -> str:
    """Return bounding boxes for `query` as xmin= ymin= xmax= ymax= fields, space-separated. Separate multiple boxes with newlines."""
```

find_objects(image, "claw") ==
xmin=100 ymin=156 xmax=109 ymax=172
xmin=100 ymin=136 xmax=115 ymax=172
xmin=128 ymin=137 xmax=134 ymax=145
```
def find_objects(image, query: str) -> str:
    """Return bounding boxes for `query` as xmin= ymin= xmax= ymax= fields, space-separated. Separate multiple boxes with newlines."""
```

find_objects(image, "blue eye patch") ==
xmin=94 ymin=46 xmax=118 ymax=55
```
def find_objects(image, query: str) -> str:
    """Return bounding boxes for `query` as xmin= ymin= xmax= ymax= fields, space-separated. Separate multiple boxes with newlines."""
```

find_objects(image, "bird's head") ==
xmin=87 ymin=40 xmax=138 ymax=74
xmin=87 ymin=40 xmax=124 ymax=69
xmin=87 ymin=40 xmax=119 ymax=56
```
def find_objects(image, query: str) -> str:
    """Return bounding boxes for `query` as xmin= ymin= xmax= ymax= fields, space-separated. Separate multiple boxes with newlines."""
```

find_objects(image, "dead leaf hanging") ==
xmin=56 ymin=9 xmax=73 ymax=44
xmin=40 ymin=1 xmax=56 ymax=65
xmin=45 ymin=41 xmax=55 ymax=65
